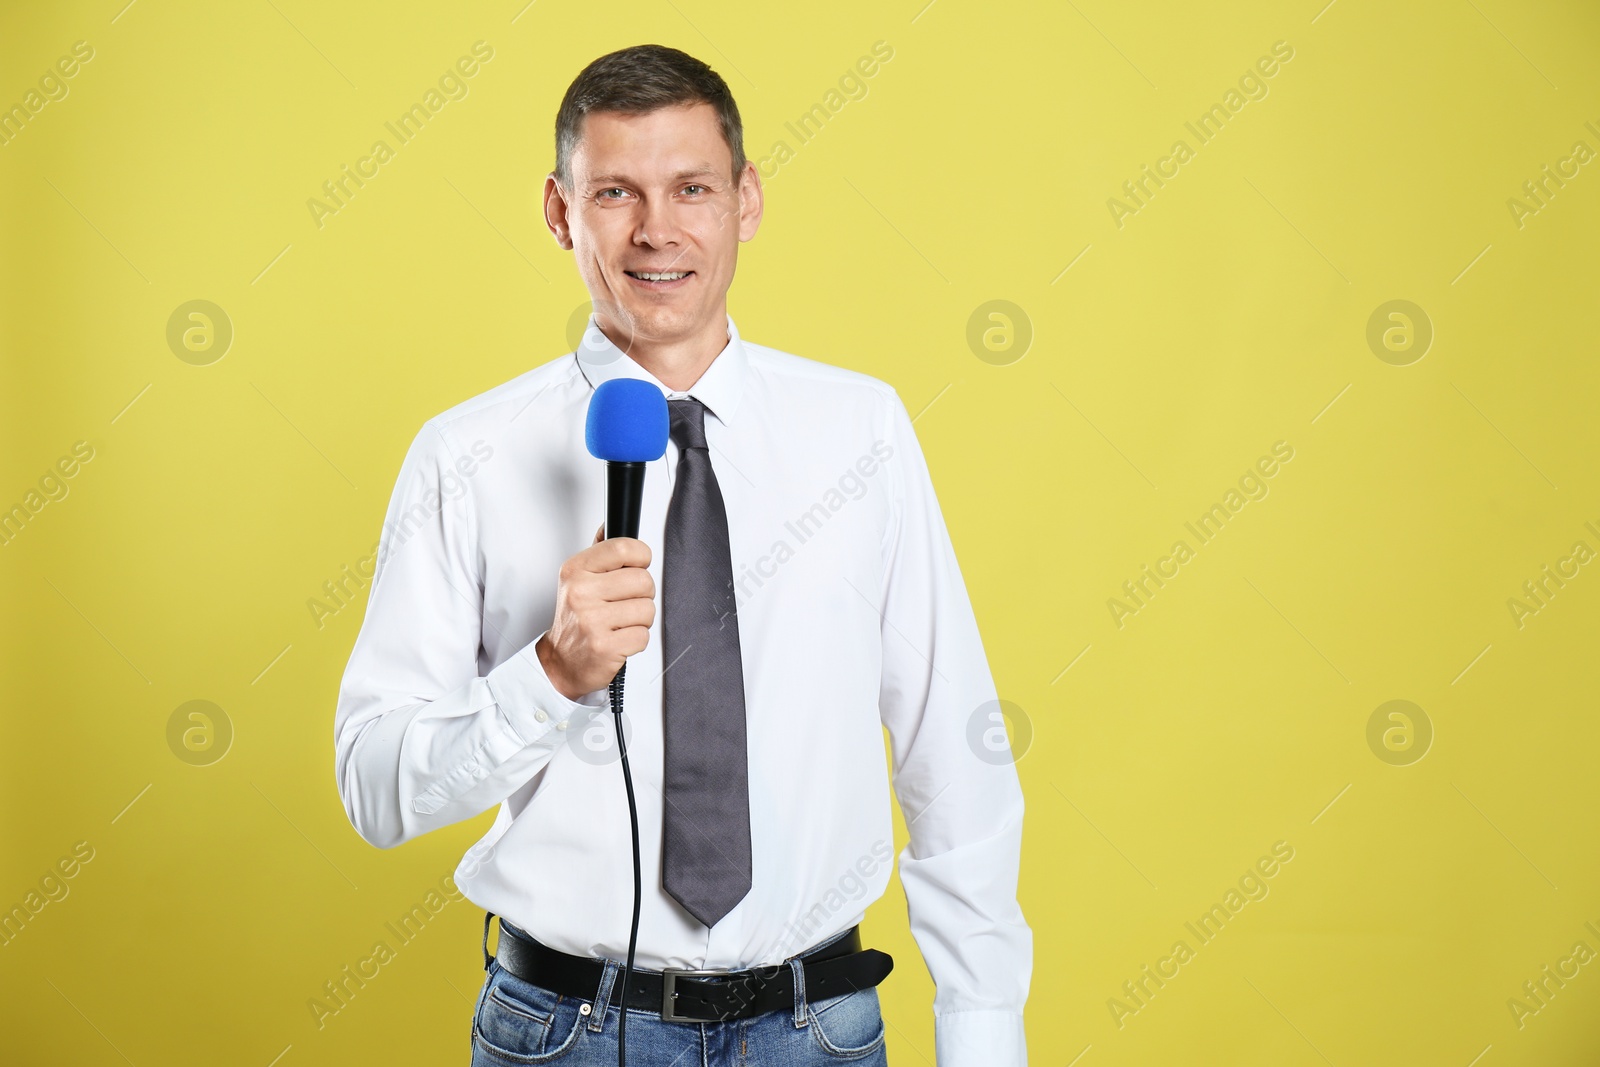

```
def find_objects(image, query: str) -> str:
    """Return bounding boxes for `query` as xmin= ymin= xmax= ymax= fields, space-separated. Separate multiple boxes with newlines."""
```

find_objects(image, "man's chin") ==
xmin=611 ymin=301 xmax=707 ymax=343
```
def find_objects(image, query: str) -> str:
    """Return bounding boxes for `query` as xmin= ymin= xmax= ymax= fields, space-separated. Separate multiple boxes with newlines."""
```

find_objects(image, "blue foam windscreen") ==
xmin=585 ymin=378 xmax=670 ymax=462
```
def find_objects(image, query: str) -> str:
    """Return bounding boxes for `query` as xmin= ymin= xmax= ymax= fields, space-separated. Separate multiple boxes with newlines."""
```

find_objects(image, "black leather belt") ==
xmin=488 ymin=915 xmax=893 ymax=1023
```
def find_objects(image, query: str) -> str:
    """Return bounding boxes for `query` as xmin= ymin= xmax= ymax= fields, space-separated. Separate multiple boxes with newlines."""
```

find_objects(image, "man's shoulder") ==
xmin=742 ymin=337 xmax=902 ymax=408
xmin=419 ymin=353 xmax=585 ymax=443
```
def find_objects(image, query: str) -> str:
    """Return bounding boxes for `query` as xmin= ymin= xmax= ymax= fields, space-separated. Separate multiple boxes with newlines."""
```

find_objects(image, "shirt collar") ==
xmin=574 ymin=312 xmax=747 ymax=428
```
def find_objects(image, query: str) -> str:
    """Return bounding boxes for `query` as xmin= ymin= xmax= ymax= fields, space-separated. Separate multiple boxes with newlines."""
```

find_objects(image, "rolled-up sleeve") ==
xmin=333 ymin=418 xmax=605 ymax=849
xmin=875 ymin=393 xmax=1032 ymax=1066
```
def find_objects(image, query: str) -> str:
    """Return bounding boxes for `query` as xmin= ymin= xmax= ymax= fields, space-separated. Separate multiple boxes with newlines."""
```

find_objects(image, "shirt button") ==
xmin=534 ymin=709 xmax=548 ymax=723
xmin=555 ymin=720 xmax=568 ymax=731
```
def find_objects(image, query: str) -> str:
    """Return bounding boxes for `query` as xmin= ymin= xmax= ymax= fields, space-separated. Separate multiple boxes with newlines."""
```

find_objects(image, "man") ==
xmin=334 ymin=43 xmax=1030 ymax=1066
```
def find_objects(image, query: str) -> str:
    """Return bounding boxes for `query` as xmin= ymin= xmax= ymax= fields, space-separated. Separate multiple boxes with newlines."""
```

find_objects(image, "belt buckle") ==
xmin=660 ymin=967 xmax=736 ymax=1023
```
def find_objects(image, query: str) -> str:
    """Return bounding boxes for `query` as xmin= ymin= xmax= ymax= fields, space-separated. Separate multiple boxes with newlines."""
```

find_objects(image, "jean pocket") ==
xmin=473 ymin=966 xmax=588 ymax=1065
xmin=806 ymin=986 xmax=887 ymax=1060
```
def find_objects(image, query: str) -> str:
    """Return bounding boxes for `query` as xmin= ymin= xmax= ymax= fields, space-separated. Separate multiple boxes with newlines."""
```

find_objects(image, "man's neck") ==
xmin=597 ymin=308 xmax=730 ymax=392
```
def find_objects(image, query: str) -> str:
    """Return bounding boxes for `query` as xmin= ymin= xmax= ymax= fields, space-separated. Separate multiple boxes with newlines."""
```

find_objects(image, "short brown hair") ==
xmin=554 ymin=44 xmax=745 ymax=189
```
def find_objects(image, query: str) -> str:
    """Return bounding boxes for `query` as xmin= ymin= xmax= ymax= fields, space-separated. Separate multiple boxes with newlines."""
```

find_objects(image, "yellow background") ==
xmin=3 ymin=0 xmax=1599 ymax=1063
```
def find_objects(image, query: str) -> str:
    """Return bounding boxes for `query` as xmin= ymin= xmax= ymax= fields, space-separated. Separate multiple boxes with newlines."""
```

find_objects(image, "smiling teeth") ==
xmin=633 ymin=271 xmax=688 ymax=281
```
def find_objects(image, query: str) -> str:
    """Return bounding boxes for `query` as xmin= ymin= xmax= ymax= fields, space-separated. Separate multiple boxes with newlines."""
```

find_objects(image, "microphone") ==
xmin=585 ymin=377 xmax=670 ymax=539
xmin=582 ymin=376 xmax=668 ymax=1067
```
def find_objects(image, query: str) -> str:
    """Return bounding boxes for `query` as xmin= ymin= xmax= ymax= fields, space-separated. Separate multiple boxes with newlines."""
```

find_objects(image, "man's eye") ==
xmin=598 ymin=188 xmax=627 ymax=200
xmin=683 ymin=185 xmax=706 ymax=196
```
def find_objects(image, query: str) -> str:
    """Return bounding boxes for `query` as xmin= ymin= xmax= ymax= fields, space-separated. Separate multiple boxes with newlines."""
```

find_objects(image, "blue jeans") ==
xmin=470 ymin=923 xmax=889 ymax=1066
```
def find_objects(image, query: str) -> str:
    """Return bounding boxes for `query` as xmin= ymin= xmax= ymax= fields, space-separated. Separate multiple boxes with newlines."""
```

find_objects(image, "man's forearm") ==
xmin=336 ymin=638 xmax=604 ymax=848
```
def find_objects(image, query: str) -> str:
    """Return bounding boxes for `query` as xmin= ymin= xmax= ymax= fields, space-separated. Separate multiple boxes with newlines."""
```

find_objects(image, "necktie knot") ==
xmin=669 ymin=397 xmax=709 ymax=451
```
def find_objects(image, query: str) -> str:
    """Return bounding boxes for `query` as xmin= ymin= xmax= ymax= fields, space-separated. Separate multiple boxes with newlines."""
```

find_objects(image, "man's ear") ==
xmin=736 ymin=160 xmax=764 ymax=243
xmin=544 ymin=173 xmax=574 ymax=250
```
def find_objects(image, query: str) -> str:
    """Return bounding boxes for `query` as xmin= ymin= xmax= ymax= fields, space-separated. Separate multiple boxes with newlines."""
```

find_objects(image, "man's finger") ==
xmin=597 ymin=566 xmax=655 ymax=603
xmin=593 ymin=522 xmax=605 ymax=545
xmin=584 ymin=536 xmax=651 ymax=572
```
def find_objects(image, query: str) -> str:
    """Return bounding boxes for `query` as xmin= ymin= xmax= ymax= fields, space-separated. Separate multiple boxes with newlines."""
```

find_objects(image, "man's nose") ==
xmin=634 ymin=196 xmax=681 ymax=247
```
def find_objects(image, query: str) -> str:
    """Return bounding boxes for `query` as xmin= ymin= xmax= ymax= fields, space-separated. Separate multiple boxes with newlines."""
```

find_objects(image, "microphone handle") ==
xmin=605 ymin=461 xmax=647 ymax=540
xmin=601 ymin=458 xmax=646 ymax=1067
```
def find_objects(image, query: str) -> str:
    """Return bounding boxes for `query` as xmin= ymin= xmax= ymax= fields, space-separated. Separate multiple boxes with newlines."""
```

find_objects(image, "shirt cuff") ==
xmin=484 ymin=631 xmax=609 ymax=746
xmin=935 ymin=1010 xmax=1027 ymax=1067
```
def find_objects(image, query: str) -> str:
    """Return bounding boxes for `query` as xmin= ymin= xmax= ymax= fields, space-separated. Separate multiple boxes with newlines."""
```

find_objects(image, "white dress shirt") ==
xmin=334 ymin=314 xmax=1031 ymax=1065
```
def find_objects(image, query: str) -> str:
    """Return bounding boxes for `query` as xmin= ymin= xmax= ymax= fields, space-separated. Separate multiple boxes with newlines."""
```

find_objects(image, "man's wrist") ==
xmin=485 ymin=631 xmax=608 ymax=749
xmin=936 ymin=1009 xmax=1028 ymax=1067
xmin=535 ymin=632 xmax=583 ymax=702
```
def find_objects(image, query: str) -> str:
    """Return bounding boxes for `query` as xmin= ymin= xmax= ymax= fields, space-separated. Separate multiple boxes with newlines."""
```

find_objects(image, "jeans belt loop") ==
xmin=788 ymin=957 xmax=808 ymax=1028
xmin=591 ymin=959 xmax=619 ymax=1032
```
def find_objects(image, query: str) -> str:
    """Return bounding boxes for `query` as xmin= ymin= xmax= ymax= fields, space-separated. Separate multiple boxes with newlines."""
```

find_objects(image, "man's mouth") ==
xmin=624 ymin=269 xmax=693 ymax=288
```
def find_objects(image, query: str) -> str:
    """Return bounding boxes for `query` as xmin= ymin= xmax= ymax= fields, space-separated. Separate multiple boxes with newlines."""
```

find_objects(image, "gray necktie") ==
xmin=661 ymin=397 xmax=752 ymax=927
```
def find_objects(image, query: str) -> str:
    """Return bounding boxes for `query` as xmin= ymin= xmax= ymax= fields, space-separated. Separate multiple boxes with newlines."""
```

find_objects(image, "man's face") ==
xmin=545 ymin=102 xmax=761 ymax=347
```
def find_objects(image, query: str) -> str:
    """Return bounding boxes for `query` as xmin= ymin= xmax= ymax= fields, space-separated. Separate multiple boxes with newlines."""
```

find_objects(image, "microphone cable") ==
xmin=609 ymin=662 xmax=642 ymax=1067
